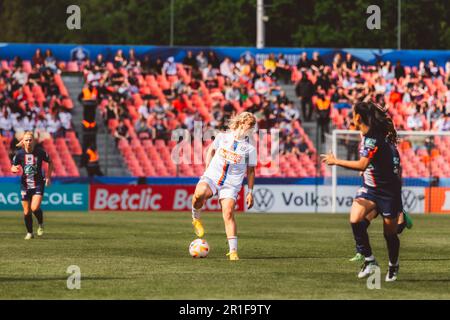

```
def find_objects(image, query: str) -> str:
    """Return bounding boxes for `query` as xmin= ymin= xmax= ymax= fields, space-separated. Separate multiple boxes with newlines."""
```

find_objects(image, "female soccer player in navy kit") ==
xmin=11 ymin=131 xmax=53 ymax=239
xmin=321 ymin=101 xmax=402 ymax=282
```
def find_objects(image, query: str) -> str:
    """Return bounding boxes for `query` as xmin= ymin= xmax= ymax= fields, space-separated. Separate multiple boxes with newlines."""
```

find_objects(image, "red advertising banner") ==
xmin=89 ymin=185 xmax=245 ymax=212
xmin=424 ymin=187 xmax=450 ymax=214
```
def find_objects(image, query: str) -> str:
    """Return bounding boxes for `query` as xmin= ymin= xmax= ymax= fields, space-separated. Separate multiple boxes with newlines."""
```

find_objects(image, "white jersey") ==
xmin=203 ymin=132 xmax=257 ymax=188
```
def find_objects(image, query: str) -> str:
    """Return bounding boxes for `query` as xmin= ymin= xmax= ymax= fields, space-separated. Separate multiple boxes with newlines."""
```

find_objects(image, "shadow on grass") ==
xmin=0 ymin=276 xmax=127 ymax=283
xmin=402 ymin=258 xmax=450 ymax=261
xmin=242 ymin=256 xmax=326 ymax=260
xmin=400 ymin=279 xmax=450 ymax=282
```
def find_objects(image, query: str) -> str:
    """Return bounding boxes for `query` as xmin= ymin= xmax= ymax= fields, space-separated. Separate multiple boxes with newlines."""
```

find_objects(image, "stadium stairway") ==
xmin=281 ymin=83 xmax=322 ymax=152
xmin=63 ymin=74 xmax=130 ymax=177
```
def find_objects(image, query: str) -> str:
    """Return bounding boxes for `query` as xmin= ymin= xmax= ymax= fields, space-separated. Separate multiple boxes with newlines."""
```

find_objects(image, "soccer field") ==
xmin=0 ymin=211 xmax=449 ymax=299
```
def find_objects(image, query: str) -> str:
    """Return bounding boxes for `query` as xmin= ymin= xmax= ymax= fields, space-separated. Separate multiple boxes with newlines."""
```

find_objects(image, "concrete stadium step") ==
xmin=62 ymin=74 xmax=131 ymax=177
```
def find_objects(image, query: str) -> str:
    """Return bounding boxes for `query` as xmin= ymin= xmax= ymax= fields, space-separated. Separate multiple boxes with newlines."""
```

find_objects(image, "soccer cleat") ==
xmin=385 ymin=265 xmax=399 ymax=282
xmin=403 ymin=210 xmax=413 ymax=229
xmin=24 ymin=233 xmax=34 ymax=240
xmin=37 ymin=225 xmax=44 ymax=237
xmin=227 ymin=251 xmax=239 ymax=261
xmin=192 ymin=218 xmax=205 ymax=238
xmin=357 ymin=260 xmax=379 ymax=279
xmin=349 ymin=253 xmax=365 ymax=263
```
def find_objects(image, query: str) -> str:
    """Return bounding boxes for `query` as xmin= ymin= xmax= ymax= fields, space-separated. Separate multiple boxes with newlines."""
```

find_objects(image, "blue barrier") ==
xmin=1 ymin=43 xmax=449 ymax=67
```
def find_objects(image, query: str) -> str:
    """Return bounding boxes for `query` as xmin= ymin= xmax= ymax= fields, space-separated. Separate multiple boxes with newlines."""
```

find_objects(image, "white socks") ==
xmin=228 ymin=236 xmax=238 ymax=253
xmin=192 ymin=207 xmax=201 ymax=220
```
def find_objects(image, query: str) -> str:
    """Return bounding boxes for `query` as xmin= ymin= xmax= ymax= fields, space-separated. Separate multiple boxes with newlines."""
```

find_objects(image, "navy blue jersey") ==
xmin=12 ymin=147 xmax=50 ymax=190
xmin=359 ymin=133 xmax=401 ymax=190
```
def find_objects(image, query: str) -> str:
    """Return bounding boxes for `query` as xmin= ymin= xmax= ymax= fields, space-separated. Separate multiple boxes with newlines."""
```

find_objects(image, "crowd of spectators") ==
xmin=293 ymin=52 xmax=450 ymax=133
xmin=80 ymin=49 xmax=311 ymax=157
xmin=0 ymin=49 xmax=74 ymax=150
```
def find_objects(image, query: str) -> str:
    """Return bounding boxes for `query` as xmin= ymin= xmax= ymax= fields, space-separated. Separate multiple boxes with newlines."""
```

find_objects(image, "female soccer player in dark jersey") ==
xmin=11 ymin=131 xmax=53 ymax=240
xmin=321 ymin=101 xmax=403 ymax=282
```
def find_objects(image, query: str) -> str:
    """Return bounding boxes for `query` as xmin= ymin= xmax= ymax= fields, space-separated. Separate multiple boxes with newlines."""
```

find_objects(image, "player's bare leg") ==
xmin=350 ymin=198 xmax=379 ymax=278
xmin=191 ymin=182 xmax=213 ymax=237
xmin=21 ymin=200 xmax=34 ymax=240
xmin=384 ymin=216 xmax=400 ymax=282
xmin=220 ymin=198 xmax=239 ymax=260
xmin=31 ymin=195 xmax=44 ymax=236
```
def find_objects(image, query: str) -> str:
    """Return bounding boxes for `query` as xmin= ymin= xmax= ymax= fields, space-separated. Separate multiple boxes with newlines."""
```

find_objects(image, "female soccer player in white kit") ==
xmin=191 ymin=112 xmax=257 ymax=260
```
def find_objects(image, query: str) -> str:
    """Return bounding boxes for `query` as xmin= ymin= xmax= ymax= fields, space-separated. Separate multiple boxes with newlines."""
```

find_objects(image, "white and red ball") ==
xmin=189 ymin=239 xmax=209 ymax=258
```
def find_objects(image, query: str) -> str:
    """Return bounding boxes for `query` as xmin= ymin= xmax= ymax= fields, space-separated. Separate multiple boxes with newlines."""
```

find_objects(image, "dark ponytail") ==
xmin=354 ymin=101 xmax=398 ymax=144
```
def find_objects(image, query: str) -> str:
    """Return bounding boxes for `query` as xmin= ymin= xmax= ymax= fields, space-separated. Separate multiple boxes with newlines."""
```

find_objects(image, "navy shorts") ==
xmin=354 ymin=185 xmax=402 ymax=219
xmin=21 ymin=184 xmax=45 ymax=201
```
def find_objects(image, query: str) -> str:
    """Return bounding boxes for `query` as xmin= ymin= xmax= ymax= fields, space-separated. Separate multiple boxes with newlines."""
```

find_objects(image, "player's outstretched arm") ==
xmin=46 ymin=159 xmax=54 ymax=186
xmin=321 ymin=152 xmax=370 ymax=172
xmin=246 ymin=166 xmax=255 ymax=209
xmin=204 ymin=144 xmax=215 ymax=169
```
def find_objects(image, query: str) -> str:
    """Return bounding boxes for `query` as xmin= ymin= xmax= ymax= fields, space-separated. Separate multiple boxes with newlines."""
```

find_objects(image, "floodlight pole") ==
xmin=256 ymin=0 xmax=265 ymax=48
xmin=397 ymin=0 xmax=401 ymax=50
xmin=170 ymin=0 xmax=174 ymax=46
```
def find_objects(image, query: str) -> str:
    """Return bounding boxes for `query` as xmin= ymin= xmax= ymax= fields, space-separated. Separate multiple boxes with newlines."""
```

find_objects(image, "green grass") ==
xmin=0 ymin=211 xmax=449 ymax=299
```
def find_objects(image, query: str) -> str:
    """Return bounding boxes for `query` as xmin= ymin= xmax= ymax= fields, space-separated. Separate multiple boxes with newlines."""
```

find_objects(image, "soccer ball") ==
xmin=189 ymin=239 xmax=209 ymax=258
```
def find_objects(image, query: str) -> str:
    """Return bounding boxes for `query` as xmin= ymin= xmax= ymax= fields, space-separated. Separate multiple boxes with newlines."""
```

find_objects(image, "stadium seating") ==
xmin=0 ymin=59 xmax=82 ymax=177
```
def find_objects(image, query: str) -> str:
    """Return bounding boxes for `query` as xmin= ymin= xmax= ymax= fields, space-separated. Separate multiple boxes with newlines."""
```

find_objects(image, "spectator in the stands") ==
xmin=12 ymin=66 xmax=28 ymax=86
xmin=138 ymin=99 xmax=151 ymax=119
xmin=196 ymin=51 xmax=208 ymax=71
xmin=154 ymin=117 xmax=169 ymax=142
xmin=275 ymin=53 xmax=291 ymax=84
xmin=0 ymin=109 xmax=13 ymax=138
xmin=113 ymin=49 xmax=127 ymax=69
xmin=44 ymin=49 xmax=58 ymax=73
xmin=433 ymin=115 xmax=450 ymax=131
xmin=283 ymin=101 xmax=300 ymax=121
xmin=224 ymin=80 xmax=240 ymax=102
xmin=128 ymin=48 xmax=140 ymax=69
xmin=295 ymin=72 xmax=315 ymax=121
xmin=135 ymin=115 xmax=152 ymax=140
xmin=58 ymin=106 xmax=73 ymax=135
xmin=264 ymin=53 xmax=277 ymax=76
xmin=310 ymin=51 xmax=324 ymax=71
xmin=428 ymin=60 xmax=440 ymax=79
xmin=32 ymin=48 xmax=45 ymax=67
xmin=113 ymin=119 xmax=130 ymax=145
xmin=150 ymin=57 xmax=164 ymax=76
xmin=297 ymin=52 xmax=310 ymax=71
xmin=203 ymin=64 xmax=219 ymax=89
xmin=394 ymin=60 xmax=405 ymax=79
xmin=418 ymin=59 xmax=430 ymax=77
xmin=104 ymin=97 xmax=119 ymax=124
xmin=332 ymin=52 xmax=343 ymax=71
xmin=92 ymin=54 xmax=106 ymax=74
xmin=162 ymin=56 xmax=177 ymax=76
xmin=183 ymin=51 xmax=197 ymax=71
xmin=406 ymin=105 xmax=425 ymax=130
xmin=208 ymin=51 xmax=220 ymax=69
xmin=46 ymin=113 xmax=62 ymax=138
xmin=254 ymin=76 xmax=270 ymax=97
xmin=220 ymin=57 xmax=235 ymax=80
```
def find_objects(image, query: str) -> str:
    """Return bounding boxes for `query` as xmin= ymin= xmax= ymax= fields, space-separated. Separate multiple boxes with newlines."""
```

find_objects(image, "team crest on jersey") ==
xmin=25 ymin=154 xmax=34 ymax=164
xmin=365 ymin=138 xmax=376 ymax=148
xmin=219 ymin=148 xmax=242 ymax=164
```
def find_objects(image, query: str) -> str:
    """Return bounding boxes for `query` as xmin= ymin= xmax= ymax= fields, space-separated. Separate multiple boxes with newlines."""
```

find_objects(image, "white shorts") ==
xmin=198 ymin=175 xmax=241 ymax=201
